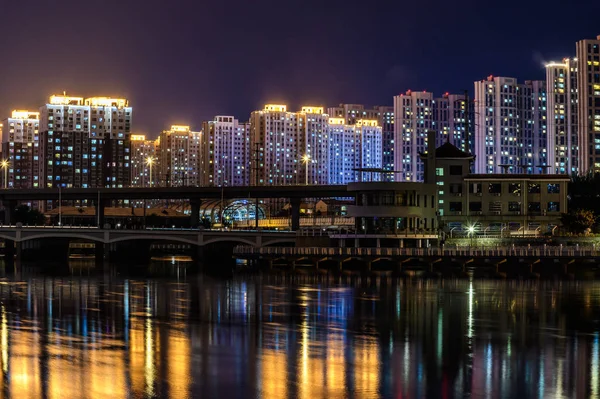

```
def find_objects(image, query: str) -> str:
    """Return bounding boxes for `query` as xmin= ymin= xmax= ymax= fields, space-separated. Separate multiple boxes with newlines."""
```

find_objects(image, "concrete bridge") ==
xmin=0 ymin=226 xmax=297 ymax=247
xmin=0 ymin=226 xmax=298 ymax=264
xmin=234 ymin=246 xmax=600 ymax=276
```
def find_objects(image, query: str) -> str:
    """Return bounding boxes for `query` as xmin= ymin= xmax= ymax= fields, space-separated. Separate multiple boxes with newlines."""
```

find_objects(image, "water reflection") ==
xmin=0 ymin=274 xmax=597 ymax=398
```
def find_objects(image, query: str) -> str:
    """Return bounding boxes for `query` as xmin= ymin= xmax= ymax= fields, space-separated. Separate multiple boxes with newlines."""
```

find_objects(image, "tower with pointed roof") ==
xmin=420 ymin=130 xmax=475 ymax=219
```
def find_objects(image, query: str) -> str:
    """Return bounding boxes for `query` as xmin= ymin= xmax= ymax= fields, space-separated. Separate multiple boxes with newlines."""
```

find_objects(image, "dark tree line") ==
xmin=562 ymin=173 xmax=600 ymax=233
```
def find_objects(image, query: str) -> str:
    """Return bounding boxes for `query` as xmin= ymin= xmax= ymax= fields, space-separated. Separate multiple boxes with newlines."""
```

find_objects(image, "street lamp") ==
xmin=146 ymin=156 xmax=155 ymax=187
xmin=468 ymin=225 xmax=475 ymax=247
xmin=302 ymin=154 xmax=310 ymax=186
xmin=1 ymin=160 xmax=9 ymax=189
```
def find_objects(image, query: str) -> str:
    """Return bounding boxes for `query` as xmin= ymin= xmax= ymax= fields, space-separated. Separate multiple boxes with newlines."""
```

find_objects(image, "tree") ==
xmin=569 ymin=172 xmax=600 ymax=214
xmin=15 ymin=205 xmax=46 ymax=225
xmin=560 ymin=209 xmax=596 ymax=234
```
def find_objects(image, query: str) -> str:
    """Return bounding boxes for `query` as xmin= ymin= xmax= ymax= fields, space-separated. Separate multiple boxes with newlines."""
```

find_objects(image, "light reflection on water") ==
xmin=0 ymin=275 xmax=597 ymax=398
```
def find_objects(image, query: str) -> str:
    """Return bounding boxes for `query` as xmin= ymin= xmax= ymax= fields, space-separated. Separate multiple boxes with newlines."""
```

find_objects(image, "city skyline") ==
xmin=0 ymin=33 xmax=599 ymax=188
xmin=0 ymin=1 xmax=598 ymax=134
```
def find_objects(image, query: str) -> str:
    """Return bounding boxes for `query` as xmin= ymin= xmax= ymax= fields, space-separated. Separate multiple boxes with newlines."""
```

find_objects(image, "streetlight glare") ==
xmin=468 ymin=226 xmax=475 ymax=234
xmin=145 ymin=156 xmax=155 ymax=187
xmin=1 ymin=160 xmax=9 ymax=189
xmin=302 ymin=154 xmax=310 ymax=163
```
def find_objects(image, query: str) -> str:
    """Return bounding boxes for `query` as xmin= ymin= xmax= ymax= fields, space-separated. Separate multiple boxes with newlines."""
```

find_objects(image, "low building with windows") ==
xmin=455 ymin=174 xmax=568 ymax=234
xmin=347 ymin=181 xmax=438 ymax=233
xmin=420 ymin=131 xmax=569 ymax=235
xmin=343 ymin=131 xmax=569 ymax=245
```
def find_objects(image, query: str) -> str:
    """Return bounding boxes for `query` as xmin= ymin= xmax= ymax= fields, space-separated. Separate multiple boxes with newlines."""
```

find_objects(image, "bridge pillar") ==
xmin=15 ymin=241 xmax=22 ymax=263
xmin=4 ymin=239 xmax=15 ymax=261
xmin=290 ymin=198 xmax=301 ymax=231
xmin=190 ymin=199 xmax=201 ymax=228
xmin=94 ymin=199 xmax=109 ymax=228
xmin=2 ymin=200 xmax=17 ymax=225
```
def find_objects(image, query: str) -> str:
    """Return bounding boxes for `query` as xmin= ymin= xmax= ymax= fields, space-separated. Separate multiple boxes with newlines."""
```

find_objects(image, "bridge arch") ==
xmin=0 ymin=233 xmax=17 ymax=242
xmin=202 ymin=237 xmax=257 ymax=247
xmin=262 ymin=238 xmax=297 ymax=246
xmin=108 ymin=235 xmax=200 ymax=246
xmin=18 ymin=233 xmax=105 ymax=243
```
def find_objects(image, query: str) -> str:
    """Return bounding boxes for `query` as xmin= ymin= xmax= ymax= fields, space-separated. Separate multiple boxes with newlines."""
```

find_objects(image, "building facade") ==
xmin=1 ymin=110 xmax=40 ymax=188
xmin=394 ymin=91 xmax=434 ymax=182
xmin=546 ymin=58 xmax=579 ymax=174
xmin=576 ymin=35 xmax=600 ymax=173
xmin=474 ymin=77 xmax=547 ymax=174
xmin=130 ymin=135 xmax=157 ymax=187
xmin=546 ymin=35 xmax=600 ymax=175
xmin=201 ymin=116 xmax=249 ymax=187
xmin=346 ymin=181 xmax=438 ymax=234
xmin=433 ymin=93 xmax=473 ymax=154
xmin=328 ymin=104 xmax=394 ymax=180
xmin=38 ymin=95 xmax=132 ymax=189
xmin=158 ymin=125 xmax=201 ymax=187
xmin=420 ymin=131 xmax=568 ymax=234
xmin=328 ymin=118 xmax=383 ymax=184
xmin=249 ymin=104 xmax=329 ymax=186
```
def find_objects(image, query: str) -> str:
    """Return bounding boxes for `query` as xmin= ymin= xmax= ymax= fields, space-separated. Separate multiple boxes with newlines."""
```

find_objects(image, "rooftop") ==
xmin=465 ymin=174 xmax=570 ymax=180
xmin=420 ymin=141 xmax=474 ymax=159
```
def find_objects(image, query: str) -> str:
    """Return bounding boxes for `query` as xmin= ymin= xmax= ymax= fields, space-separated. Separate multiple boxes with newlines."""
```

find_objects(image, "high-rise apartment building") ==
xmin=201 ymin=116 xmax=250 ymax=186
xmin=158 ymin=125 xmax=201 ymax=187
xmin=576 ymin=35 xmax=600 ymax=173
xmin=530 ymin=80 xmax=549 ymax=172
xmin=474 ymin=77 xmax=547 ymax=174
xmin=328 ymin=118 xmax=383 ymax=184
xmin=546 ymin=58 xmax=579 ymax=174
xmin=433 ymin=93 xmax=472 ymax=153
xmin=38 ymin=95 xmax=132 ymax=188
xmin=394 ymin=90 xmax=433 ymax=181
xmin=1 ymin=110 xmax=40 ymax=188
xmin=301 ymin=106 xmax=329 ymax=185
xmin=546 ymin=35 xmax=600 ymax=174
xmin=394 ymin=90 xmax=474 ymax=182
xmin=328 ymin=104 xmax=394 ymax=180
xmin=249 ymin=104 xmax=329 ymax=186
xmin=130 ymin=134 xmax=157 ymax=187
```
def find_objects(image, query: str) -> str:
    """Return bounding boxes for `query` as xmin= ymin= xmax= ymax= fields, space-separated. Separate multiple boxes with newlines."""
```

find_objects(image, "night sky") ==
xmin=0 ymin=0 xmax=598 ymax=137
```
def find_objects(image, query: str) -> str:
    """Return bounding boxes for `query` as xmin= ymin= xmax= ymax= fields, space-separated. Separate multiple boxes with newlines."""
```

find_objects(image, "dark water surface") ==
xmin=0 ymin=266 xmax=599 ymax=398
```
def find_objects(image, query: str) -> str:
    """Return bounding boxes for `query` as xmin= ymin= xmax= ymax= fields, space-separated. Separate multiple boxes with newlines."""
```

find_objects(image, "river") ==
xmin=0 ymin=263 xmax=599 ymax=398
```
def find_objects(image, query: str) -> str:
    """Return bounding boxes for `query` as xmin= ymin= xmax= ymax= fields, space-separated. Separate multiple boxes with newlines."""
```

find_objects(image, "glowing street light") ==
xmin=468 ymin=225 xmax=475 ymax=247
xmin=302 ymin=154 xmax=311 ymax=186
xmin=146 ymin=156 xmax=155 ymax=187
xmin=1 ymin=160 xmax=8 ymax=189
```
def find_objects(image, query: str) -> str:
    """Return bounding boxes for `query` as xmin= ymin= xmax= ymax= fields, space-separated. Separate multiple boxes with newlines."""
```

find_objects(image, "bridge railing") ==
xmin=233 ymin=245 xmax=600 ymax=258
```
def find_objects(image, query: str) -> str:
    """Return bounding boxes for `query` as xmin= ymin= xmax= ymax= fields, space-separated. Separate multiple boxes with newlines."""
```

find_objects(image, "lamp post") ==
xmin=302 ymin=154 xmax=310 ymax=186
xmin=146 ymin=157 xmax=155 ymax=187
xmin=468 ymin=225 xmax=475 ymax=247
xmin=1 ymin=160 xmax=8 ymax=189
